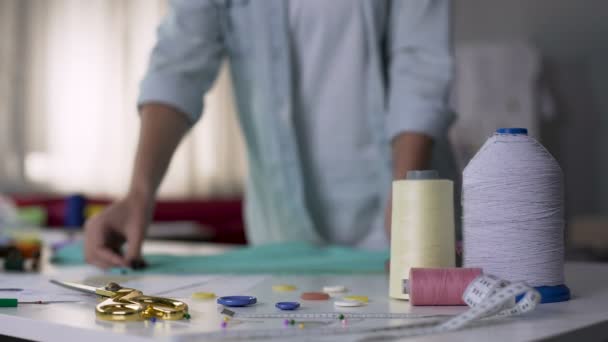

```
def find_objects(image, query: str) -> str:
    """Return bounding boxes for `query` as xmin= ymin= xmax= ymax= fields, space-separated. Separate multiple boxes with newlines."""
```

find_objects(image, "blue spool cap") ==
xmin=217 ymin=296 xmax=257 ymax=307
xmin=516 ymin=284 xmax=570 ymax=303
xmin=536 ymin=284 xmax=571 ymax=303
xmin=275 ymin=301 xmax=300 ymax=311
xmin=496 ymin=127 xmax=528 ymax=135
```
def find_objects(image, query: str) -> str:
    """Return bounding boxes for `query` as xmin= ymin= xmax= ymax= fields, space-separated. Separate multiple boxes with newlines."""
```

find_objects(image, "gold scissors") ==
xmin=50 ymin=280 xmax=188 ymax=321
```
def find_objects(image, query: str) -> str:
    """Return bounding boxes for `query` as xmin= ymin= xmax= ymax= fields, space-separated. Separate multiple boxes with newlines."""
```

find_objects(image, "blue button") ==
xmin=275 ymin=301 xmax=300 ymax=311
xmin=217 ymin=296 xmax=257 ymax=307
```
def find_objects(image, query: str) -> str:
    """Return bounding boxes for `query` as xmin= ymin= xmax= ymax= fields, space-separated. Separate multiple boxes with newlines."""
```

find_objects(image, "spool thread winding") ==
xmin=463 ymin=131 xmax=565 ymax=287
xmin=409 ymin=268 xmax=482 ymax=306
xmin=389 ymin=171 xmax=455 ymax=300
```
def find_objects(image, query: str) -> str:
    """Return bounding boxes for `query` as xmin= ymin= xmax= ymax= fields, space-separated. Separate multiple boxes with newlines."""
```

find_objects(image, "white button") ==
xmin=334 ymin=300 xmax=363 ymax=307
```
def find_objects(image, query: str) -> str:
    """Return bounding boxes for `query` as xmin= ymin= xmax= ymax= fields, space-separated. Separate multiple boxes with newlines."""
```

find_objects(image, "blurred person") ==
xmin=84 ymin=0 xmax=456 ymax=268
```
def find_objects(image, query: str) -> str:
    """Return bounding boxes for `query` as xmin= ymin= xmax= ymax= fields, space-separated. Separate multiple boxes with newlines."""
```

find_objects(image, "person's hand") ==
xmin=84 ymin=194 xmax=153 ymax=269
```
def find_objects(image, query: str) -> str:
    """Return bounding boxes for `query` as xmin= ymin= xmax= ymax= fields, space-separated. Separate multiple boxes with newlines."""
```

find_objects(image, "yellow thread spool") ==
xmin=389 ymin=170 xmax=456 ymax=300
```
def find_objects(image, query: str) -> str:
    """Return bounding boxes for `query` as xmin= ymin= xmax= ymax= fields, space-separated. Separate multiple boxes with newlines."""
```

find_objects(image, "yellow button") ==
xmin=272 ymin=284 xmax=297 ymax=292
xmin=343 ymin=295 xmax=369 ymax=303
xmin=191 ymin=292 xmax=216 ymax=300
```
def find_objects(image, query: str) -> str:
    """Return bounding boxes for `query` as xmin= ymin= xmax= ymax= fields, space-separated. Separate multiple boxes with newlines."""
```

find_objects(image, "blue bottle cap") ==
xmin=496 ymin=128 xmax=528 ymax=135
xmin=275 ymin=301 xmax=300 ymax=311
xmin=65 ymin=194 xmax=87 ymax=228
xmin=217 ymin=296 xmax=257 ymax=307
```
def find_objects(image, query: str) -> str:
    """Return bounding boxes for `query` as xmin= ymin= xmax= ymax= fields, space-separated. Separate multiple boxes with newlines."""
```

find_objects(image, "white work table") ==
xmin=1 ymin=233 xmax=608 ymax=342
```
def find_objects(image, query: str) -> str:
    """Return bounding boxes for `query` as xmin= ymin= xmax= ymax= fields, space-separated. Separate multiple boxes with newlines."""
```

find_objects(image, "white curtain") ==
xmin=0 ymin=0 xmax=26 ymax=192
xmin=2 ymin=0 xmax=247 ymax=198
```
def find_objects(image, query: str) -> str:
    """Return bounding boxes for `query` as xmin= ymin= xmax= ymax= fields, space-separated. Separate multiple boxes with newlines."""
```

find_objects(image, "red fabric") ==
xmin=11 ymin=195 xmax=246 ymax=244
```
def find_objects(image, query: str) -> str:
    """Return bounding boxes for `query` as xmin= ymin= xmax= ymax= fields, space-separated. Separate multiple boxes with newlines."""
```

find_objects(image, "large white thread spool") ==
xmin=462 ymin=128 xmax=570 ymax=303
xmin=389 ymin=170 xmax=455 ymax=300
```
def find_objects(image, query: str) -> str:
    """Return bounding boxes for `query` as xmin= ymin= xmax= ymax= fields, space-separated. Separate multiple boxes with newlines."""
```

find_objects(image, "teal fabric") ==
xmin=52 ymin=241 xmax=389 ymax=274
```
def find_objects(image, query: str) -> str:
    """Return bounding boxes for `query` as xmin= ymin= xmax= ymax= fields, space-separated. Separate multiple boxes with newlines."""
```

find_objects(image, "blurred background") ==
xmin=0 ymin=0 xmax=606 ymax=256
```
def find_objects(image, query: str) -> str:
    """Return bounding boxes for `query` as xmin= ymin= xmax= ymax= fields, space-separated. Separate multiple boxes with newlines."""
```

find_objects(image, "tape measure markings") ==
xmin=178 ymin=318 xmax=445 ymax=341
xmin=220 ymin=308 xmax=447 ymax=320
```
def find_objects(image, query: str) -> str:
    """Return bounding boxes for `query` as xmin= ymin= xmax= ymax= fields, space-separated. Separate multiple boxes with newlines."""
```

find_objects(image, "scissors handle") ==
xmin=134 ymin=295 xmax=188 ymax=320
xmin=95 ymin=288 xmax=188 ymax=321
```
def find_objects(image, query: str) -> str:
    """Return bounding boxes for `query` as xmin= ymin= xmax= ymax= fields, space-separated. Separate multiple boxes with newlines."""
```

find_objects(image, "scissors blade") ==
xmin=49 ymin=279 xmax=100 ymax=295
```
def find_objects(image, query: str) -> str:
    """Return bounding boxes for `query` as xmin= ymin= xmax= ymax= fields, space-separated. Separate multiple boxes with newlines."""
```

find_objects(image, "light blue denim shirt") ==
xmin=138 ymin=0 xmax=457 ymax=249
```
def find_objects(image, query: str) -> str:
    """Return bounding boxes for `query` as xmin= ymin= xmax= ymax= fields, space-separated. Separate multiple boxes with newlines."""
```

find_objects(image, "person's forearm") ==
xmin=391 ymin=132 xmax=433 ymax=180
xmin=128 ymin=103 xmax=191 ymax=200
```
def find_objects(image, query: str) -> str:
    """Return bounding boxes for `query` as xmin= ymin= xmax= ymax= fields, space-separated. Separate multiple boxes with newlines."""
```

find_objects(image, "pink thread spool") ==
xmin=405 ymin=267 xmax=482 ymax=306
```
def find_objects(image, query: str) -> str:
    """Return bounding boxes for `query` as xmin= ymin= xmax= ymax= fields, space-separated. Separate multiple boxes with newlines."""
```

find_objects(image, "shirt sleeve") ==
xmin=385 ymin=0 xmax=455 ymax=141
xmin=138 ymin=0 xmax=225 ymax=124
